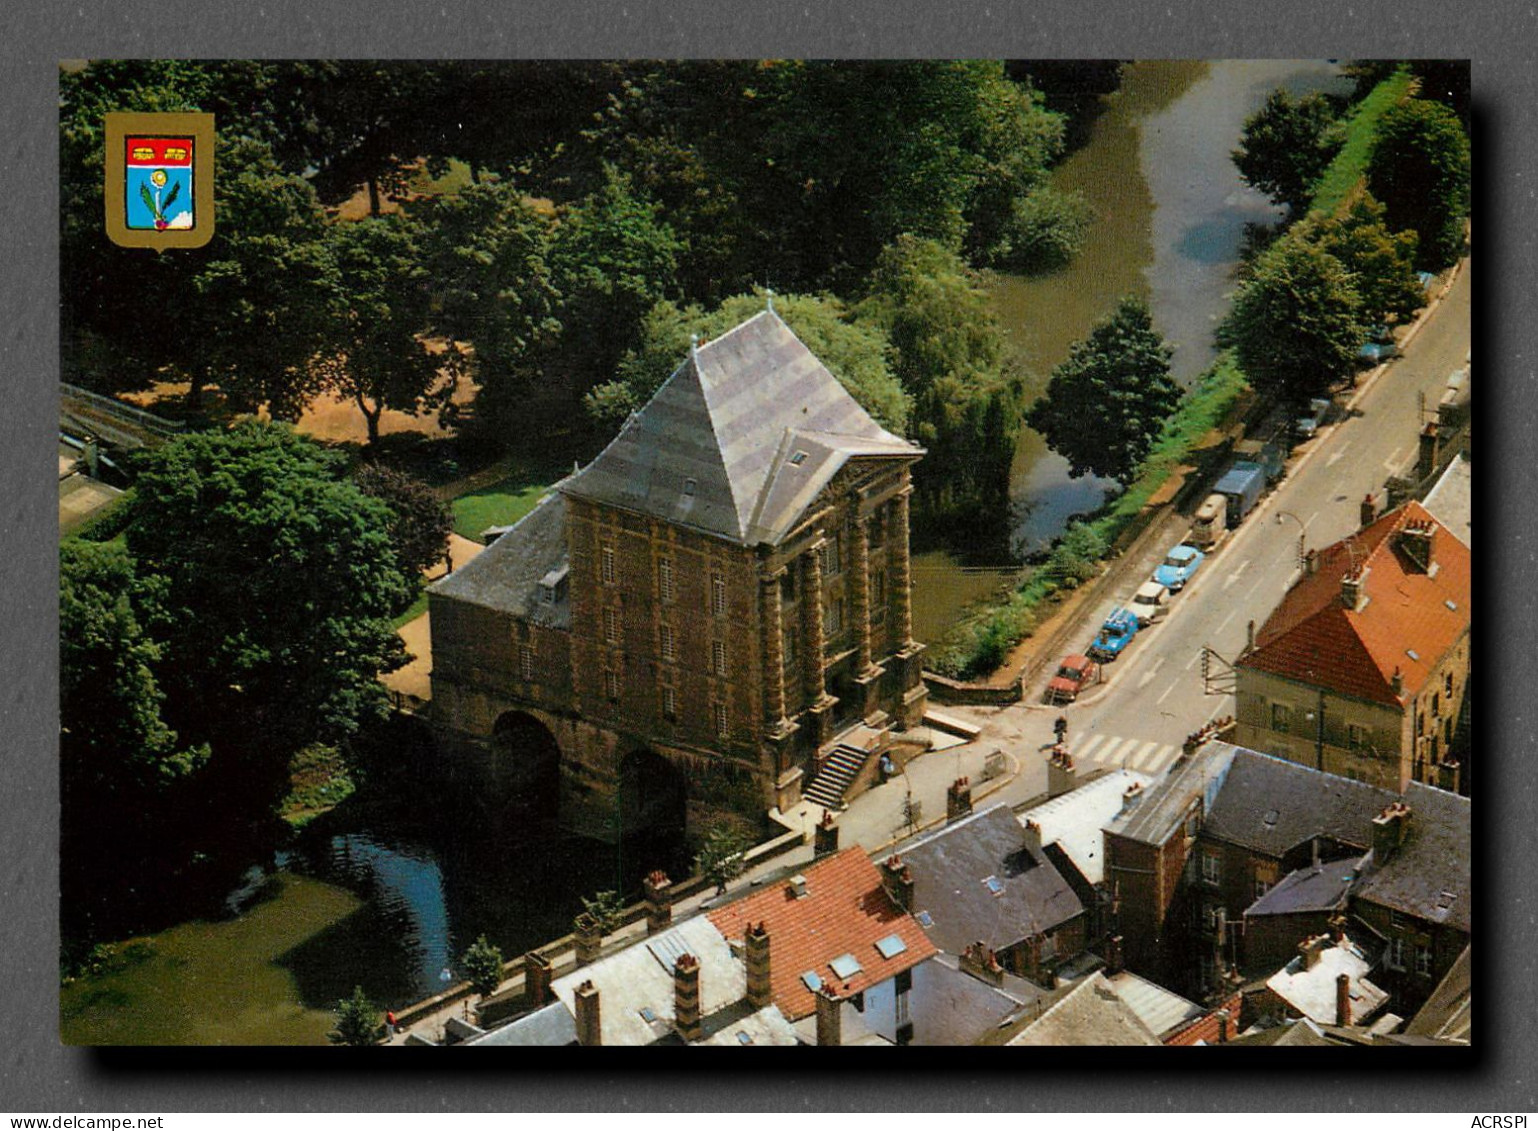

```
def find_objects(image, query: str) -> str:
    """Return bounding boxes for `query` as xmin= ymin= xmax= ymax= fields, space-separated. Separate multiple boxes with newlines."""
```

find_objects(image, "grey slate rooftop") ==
xmin=429 ymin=490 xmax=570 ymax=626
xmin=898 ymin=804 xmax=1083 ymax=956
xmin=1421 ymin=450 xmax=1471 ymax=548
xmin=562 ymin=310 xmax=920 ymax=546
xmin=1106 ymin=740 xmax=1239 ymax=847
xmin=1351 ymin=782 xmax=1471 ymax=933
xmin=1244 ymin=855 xmax=1358 ymax=918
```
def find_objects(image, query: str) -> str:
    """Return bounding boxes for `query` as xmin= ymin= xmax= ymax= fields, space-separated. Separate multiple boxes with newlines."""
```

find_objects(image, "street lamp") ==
xmin=1275 ymin=511 xmax=1307 ymax=570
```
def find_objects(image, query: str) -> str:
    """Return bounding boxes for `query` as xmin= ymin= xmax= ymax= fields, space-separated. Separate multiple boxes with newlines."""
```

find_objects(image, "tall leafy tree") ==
xmin=859 ymin=236 xmax=1026 ymax=522
xmin=1307 ymin=193 xmax=1424 ymax=325
xmin=353 ymin=463 xmax=454 ymax=586
xmin=125 ymin=422 xmax=411 ymax=820
xmin=1232 ymin=89 xmax=1345 ymax=215
xmin=1028 ymin=296 xmax=1180 ymax=484
xmin=316 ymin=213 xmax=441 ymax=447
xmin=1368 ymin=98 xmax=1471 ymax=270
xmin=587 ymin=292 xmax=909 ymax=435
xmin=1220 ymin=232 xmax=1364 ymax=407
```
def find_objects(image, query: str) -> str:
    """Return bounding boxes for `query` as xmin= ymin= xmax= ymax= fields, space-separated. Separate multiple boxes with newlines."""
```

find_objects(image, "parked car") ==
xmin=1130 ymin=581 xmax=1170 ymax=627
xmin=1089 ymin=608 xmax=1139 ymax=661
xmin=1293 ymin=397 xmax=1332 ymax=440
xmin=1358 ymin=339 xmax=1397 ymax=364
xmin=1045 ymin=654 xmax=1100 ymax=704
xmin=1153 ymin=544 xmax=1206 ymax=592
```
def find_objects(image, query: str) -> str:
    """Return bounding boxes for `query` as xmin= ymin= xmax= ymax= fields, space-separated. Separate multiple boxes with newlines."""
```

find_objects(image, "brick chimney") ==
xmin=1335 ymin=972 xmax=1353 ymax=1028
xmin=1396 ymin=518 xmax=1436 ymax=574
xmin=814 ymin=986 xmax=842 ymax=1047
xmin=1119 ymin=781 xmax=1145 ymax=814
xmin=881 ymin=855 xmax=915 ymax=911
xmin=1047 ymin=746 xmax=1077 ymax=799
xmin=946 ymin=776 xmax=973 ymax=822
xmin=1298 ymin=934 xmax=1330 ymax=971
xmin=960 ymin=941 xmax=1005 ymax=987
xmin=1340 ymin=566 xmax=1368 ymax=611
xmin=1216 ymin=1008 xmax=1230 ymax=1044
xmin=1416 ymin=421 xmax=1441 ymax=482
xmin=643 ymin=871 xmax=673 ymax=935
xmin=745 ymin=921 xmax=772 ymax=1010
xmin=1372 ymin=801 xmax=1412 ymax=863
xmin=523 ymin=950 xmax=552 ymax=1009
xmin=1021 ymin=819 xmax=1043 ymax=855
xmin=813 ymin=811 xmax=840 ymax=858
xmin=673 ymin=953 xmax=703 ymax=1042
xmin=1360 ymin=493 xmax=1377 ymax=529
xmin=573 ymin=911 xmax=602 ymax=965
xmin=573 ymin=980 xmax=601 ymax=1046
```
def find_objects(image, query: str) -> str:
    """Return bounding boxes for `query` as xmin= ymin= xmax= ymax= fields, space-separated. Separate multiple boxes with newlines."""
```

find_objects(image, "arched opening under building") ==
xmin=489 ymin=710 xmax=563 ymax=819
xmin=615 ymin=747 xmax=690 ymax=884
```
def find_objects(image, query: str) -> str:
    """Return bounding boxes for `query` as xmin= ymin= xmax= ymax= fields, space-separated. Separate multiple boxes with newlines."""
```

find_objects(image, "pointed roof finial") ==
xmin=765 ymin=286 xmax=775 ymax=313
xmin=690 ymin=331 xmax=701 ymax=362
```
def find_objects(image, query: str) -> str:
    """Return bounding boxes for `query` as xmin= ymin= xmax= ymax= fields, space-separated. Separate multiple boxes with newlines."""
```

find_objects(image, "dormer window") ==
xmin=683 ymin=477 xmax=697 ymax=497
xmin=789 ymin=451 xmax=808 ymax=466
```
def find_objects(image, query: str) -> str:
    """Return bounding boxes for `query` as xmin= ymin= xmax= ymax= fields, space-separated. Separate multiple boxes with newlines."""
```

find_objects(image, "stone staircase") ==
xmin=802 ymin=742 xmax=871 ymax=810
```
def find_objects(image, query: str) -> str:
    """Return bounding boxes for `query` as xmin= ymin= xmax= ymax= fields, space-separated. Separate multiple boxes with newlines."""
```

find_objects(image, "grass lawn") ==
xmin=450 ymin=470 xmax=556 ymax=541
xmin=1309 ymin=68 xmax=1415 ymax=218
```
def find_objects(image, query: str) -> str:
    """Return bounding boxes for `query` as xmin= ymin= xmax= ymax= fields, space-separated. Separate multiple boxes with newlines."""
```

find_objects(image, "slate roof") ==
xmin=464 ymin=1001 xmax=577 ymax=1047
xmin=706 ymin=847 xmax=936 ymax=1022
xmin=908 ymin=954 xmax=1050 ymax=1046
xmin=562 ymin=310 xmax=919 ymax=547
xmin=1106 ymin=740 xmax=1239 ymax=847
xmin=1351 ymin=783 xmax=1471 ymax=933
xmin=1240 ymin=501 xmax=1470 ymax=707
xmin=429 ymin=491 xmax=570 ymax=626
xmin=896 ymin=804 xmax=1084 ymax=956
xmin=1244 ymin=856 xmax=1358 ymax=918
xmin=1002 ymin=973 xmax=1162 ymax=1046
xmin=1201 ymin=747 xmax=1402 ymax=858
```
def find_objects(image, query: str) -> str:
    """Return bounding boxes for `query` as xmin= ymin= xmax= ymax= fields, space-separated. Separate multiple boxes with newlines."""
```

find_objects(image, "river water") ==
xmin=910 ymin=59 xmax=1351 ymax=644
xmin=62 ymin=60 xmax=1353 ymax=1045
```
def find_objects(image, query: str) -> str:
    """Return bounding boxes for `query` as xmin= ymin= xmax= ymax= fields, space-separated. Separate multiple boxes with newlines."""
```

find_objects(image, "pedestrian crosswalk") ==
xmin=1069 ymin=733 xmax=1182 ymax=775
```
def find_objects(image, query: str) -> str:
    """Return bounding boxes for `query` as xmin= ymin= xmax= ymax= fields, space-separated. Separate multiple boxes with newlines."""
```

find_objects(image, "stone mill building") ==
xmin=427 ymin=309 xmax=928 ymax=841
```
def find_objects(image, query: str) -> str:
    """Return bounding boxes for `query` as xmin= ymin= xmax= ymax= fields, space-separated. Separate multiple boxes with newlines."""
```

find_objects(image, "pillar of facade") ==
xmin=801 ymin=539 xmax=827 ymax=702
xmin=850 ymin=514 xmax=886 ymax=724
xmin=760 ymin=569 xmax=788 ymax=728
xmin=891 ymin=489 xmax=917 ymax=654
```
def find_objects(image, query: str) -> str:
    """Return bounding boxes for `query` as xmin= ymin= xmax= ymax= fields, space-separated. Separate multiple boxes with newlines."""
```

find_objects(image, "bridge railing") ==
xmin=60 ymin=382 xmax=186 ymax=438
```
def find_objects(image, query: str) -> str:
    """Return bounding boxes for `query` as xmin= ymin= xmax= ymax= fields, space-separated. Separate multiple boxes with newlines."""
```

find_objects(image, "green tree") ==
xmin=1232 ymin=89 xmax=1345 ymax=215
xmin=414 ymin=181 xmax=561 ymax=430
xmin=859 ymin=236 xmax=1026 ymax=524
xmin=353 ymin=463 xmax=454 ymax=586
xmin=125 ymin=422 xmax=412 ymax=820
xmin=330 ymin=985 xmax=386 ymax=1046
xmin=1027 ymin=296 xmax=1181 ymax=484
xmin=579 ymin=890 xmax=626 ymax=934
xmin=1308 ymin=194 xmax=1424 ymax=325
xmin=315 ymin=213 xmax=441 ymax=447
xmin=545 ymin=164 xmax=682 ymax=396
xmin=985 ymin=185 xmax=1094 ymax=274
xmin=461 ymin=934 xmax=505 ymax=997
xmin=588 ymin=292 xmax=909 ymax=434
xmin=1368 ymin=98 xmax=1471 ymax=270
xmin=60 ymin=542 xmax=210 ymax=946
xmin=1220 ymin=232 xmax=1364 ymax=407
xmin=695 ymin=825 xmax=752 ymax=895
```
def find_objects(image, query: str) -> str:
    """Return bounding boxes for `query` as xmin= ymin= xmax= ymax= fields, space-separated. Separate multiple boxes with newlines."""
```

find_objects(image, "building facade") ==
xmin=428 ymin=310 xmax=928 ymax=838
xmin=1234 ymin=501 xmax=1470 ymax=793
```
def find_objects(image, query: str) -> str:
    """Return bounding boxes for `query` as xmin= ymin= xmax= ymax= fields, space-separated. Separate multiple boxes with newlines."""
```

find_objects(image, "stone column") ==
xmin=761 ymin=569 xmax=788 ymax=727
xmin=892 ymin=489 xmax=916 ymax=651
xmin=851 ymin=515 xmax=873 ymax=673
xmin=801 ymin=539 xmax=827 ymax=702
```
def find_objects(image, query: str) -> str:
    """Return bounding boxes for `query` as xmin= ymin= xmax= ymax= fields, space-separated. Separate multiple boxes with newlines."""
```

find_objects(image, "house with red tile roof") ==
xmin=1234 ymin=500 xmax=1469 ymax=793
xmin=706 ymin=847 xmax=936 ymax=1038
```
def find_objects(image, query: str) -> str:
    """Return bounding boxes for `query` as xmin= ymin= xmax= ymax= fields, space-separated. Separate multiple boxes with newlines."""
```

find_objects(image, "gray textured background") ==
xmin=2 ymin=0 xmax=1529 ymax=1112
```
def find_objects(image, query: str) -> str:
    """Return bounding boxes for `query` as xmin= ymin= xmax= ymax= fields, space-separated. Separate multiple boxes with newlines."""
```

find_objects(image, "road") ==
xmin=977 ymin=255 xmax=1472 ymax=806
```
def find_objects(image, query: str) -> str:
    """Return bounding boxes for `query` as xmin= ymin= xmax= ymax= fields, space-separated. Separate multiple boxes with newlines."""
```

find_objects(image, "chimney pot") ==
xmin=814 ymin=986 xmax=842 ymax=1047
xmin=523 ymin=950 xmax=553 ymax=1009
xmin=745 ymin=921 xmax=772 ymax=1010
xmin=574 ymin=980 xmax=601 ymax=1046
xmin=881 ymin=855 xmax=915 ymax=911
xmin=673 ymin=953 xmax=703 ymax=1042
xmin=1336 ymin=972 xmax=1353 ymax=1028
xmin=814 ymin=813 xmax=840 ymax=857
xmin=1021 ymin=819 xmax=1043 ymax=855
xmin=643 ymin=871 xmax=674 ymax=935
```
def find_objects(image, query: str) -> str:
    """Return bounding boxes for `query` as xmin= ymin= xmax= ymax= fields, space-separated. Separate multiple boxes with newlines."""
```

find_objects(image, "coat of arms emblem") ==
xmin=104 ymin=111 xmax=215 ymax=249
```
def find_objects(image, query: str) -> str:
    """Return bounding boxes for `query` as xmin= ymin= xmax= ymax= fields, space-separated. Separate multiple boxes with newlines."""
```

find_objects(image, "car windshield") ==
xmin=1163 ymin=555 xmax=1185 ymax=568
xmin=1058 ymin=666 xmax=1081 ymax=680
